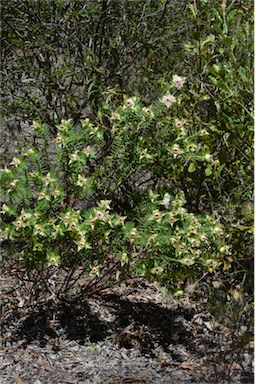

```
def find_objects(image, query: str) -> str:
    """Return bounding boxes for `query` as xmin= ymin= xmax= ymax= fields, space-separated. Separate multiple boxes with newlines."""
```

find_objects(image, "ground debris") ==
xmin=0 ymin=271 xmax=253 ymax=384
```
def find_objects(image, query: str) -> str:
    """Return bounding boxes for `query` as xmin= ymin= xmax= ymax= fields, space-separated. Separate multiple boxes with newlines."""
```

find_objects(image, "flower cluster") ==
xmin=129 ymin=191 xmax=231 ymax=279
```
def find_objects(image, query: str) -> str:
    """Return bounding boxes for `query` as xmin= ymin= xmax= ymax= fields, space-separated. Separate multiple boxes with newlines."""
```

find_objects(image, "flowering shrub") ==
xmin=0 ymin=76 xmax=234 ymax=289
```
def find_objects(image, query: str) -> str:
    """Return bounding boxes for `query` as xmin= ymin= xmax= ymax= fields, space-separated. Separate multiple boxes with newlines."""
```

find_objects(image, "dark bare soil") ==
xmin=0 ymin=267 xmax=254 ymax=384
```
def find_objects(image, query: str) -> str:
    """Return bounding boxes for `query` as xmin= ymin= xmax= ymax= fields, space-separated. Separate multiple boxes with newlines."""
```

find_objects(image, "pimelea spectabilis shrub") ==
xmin=0 ymin=76 xmax=233 ymax=289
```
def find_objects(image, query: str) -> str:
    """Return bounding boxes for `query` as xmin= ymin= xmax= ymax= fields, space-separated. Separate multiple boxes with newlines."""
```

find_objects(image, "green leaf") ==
xmin=205 ymin=166 xmax=212 ymax=176
xmin=188 ymin=3 xmax=197 ymax=18
xmin=216 ymin=164 xmax=225 ymax=177
xmin=201 ymin=34 xmax=215 ymax=49
xmin=188 ymin=162 xmax=196 ymax=173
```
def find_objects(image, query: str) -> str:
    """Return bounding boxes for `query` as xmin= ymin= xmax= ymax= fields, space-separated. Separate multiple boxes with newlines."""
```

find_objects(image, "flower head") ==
xmin=177 ymin=130 xmax=186 ymax=140
xmin=99 ymin=200 xmax=111 ymax=210
xmin=124 ymin=126 xmax=133 ymax=134
xmin=124 ymin=97 xmax=136 ymax=108
xmin=33 ymin=243 xmax=43 ymax=251
xmin=34 ymin=224 xmax=45 ymax=236
xmin=206 ymin=259 xmax=218 ymax=272
xmin=212 ymin=159 xmax=220 ymax=167
xmin=88 ymin=218 xmax=96 ymax=230
xmin=149 ymin=210 xmax=162 ymax=222
xmin=193 ymin=249 xmax=201 ymax=258
xmin=56 ymin=123 xmax=66 ymax=132
xmin=178 ymin=244 xmax=186 ymax=253
xmin=48 ymin=256 xmax=60 ymax=266
xmin=111 ymin=112 xmax=121 ymax=121
xmin=76 ymin=238 xmax=91 ymax=251
xmin=219 ymin=245 xmax=230 ymax=254
xmin=44 ymin=176 xmax=51 ymax=184
xmin=175 ymin=227 xmax=181 ymax=235
xmin=77 ymin=231 xmax=85 ymax=239
xmin=56 ymin=119 xmax=72 ymax=132
xmin=37 ymin=191 xmax=46 ymax=200
xmin=191 ymin=218 xmax=199 ymax=227
xmin=30 ymin=171 xmax=39 ymax=178
xmin=139 ymin=148 xmax=152 ymax=160
xmin=1 ymin=231 xmax=8 ymax=240
xmin=168 ymin=215 xmax=176 ymax=226
xmin=181 ymin=257 xmax=194 ymax=266
xmin=81 ymin=118 xmax=90 ymax=127
xmin=151 ymin=265 xmax=164 ymax=274
xmin=76 ymin=175 xmax=87 ymax=187
xmin=142 ymin=107 xmax=154 ymax=118
xmin=129 ymin=228 xmax=139 ymax=242
xmin=34 ymin=212 xmax=43 ymax=220
xmin=69 ymin=152 xmax=79 ymax=163
xmin=89 ymin=265 xmax=100 ymax=276
xmin=188 ymin=226 xmax=197 ymax=234
xmin=96 ymin=211 xmax=104 ymax=220
xmin=204 ymin=153 xmax=213 ymax=162
xmin=161 ymin=94 xmax=176 ymax=108
xmin=47 ymin=249 xmax=61 ymax=267
xmin=10 ymin=157 xmax=21 ymax=167
xmin=190 ymin=237 xmax=199 ymax=247
xmin=14 ymin=220 xmax=23 ymax=228
xmin=115 ymin=216 xmax=126 ymax=226
xmin=63 ymin=213 xmax=71 ymax=223
xmin=0 ymin=167 xmax=12 ymax=175
xmin=200 ymin=129 xmax=210 ymax=136
xmin=187 ymin=143 xmax=197 ymax=152
xmin=170 ymin=144 xmax=184 ymax=157
xmin=44 ymin=173 xmax=56 ymax=185
xmin=83 ymin=146 xmax=94 ymax=156
xmin=55 ymin=135 xmax=63 ymax=145
xmin=8 ymin=180 xmax=18 ymax=190
xmin=51 ymin=225 xmax=64 ymax=237
xmin=69 ymin=221 xmax=78 ymax=230
xmin=170 ymin=237 xmax=178 ymax=246
xmin=172 ymin=75 xmax=186 ymax=88
xmin=175 ymin=119 xmax=183 ymax=129
xmin=24 ymin=148 xmax=35 ymax=157
xmin=21 ymin=211 xmax=31 ymax=221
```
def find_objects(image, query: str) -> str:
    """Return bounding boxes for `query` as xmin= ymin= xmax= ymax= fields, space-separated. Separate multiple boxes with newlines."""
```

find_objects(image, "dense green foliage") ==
xmin=0 ymin=0 xmax=253 ymax=292
xmin=1 ymin=96 xmax=231 ymax=285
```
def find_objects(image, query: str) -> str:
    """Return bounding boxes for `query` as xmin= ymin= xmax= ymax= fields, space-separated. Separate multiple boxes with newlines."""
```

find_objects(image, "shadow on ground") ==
xmin=8 ymin=293 xmax=194 ymax=357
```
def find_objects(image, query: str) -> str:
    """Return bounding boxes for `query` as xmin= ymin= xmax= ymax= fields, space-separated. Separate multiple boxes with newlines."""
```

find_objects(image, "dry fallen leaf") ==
xmin=204 ymin=321 xmax=214 ymax=331
xmin=17 ymin=297 xmax=25 ymax=308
